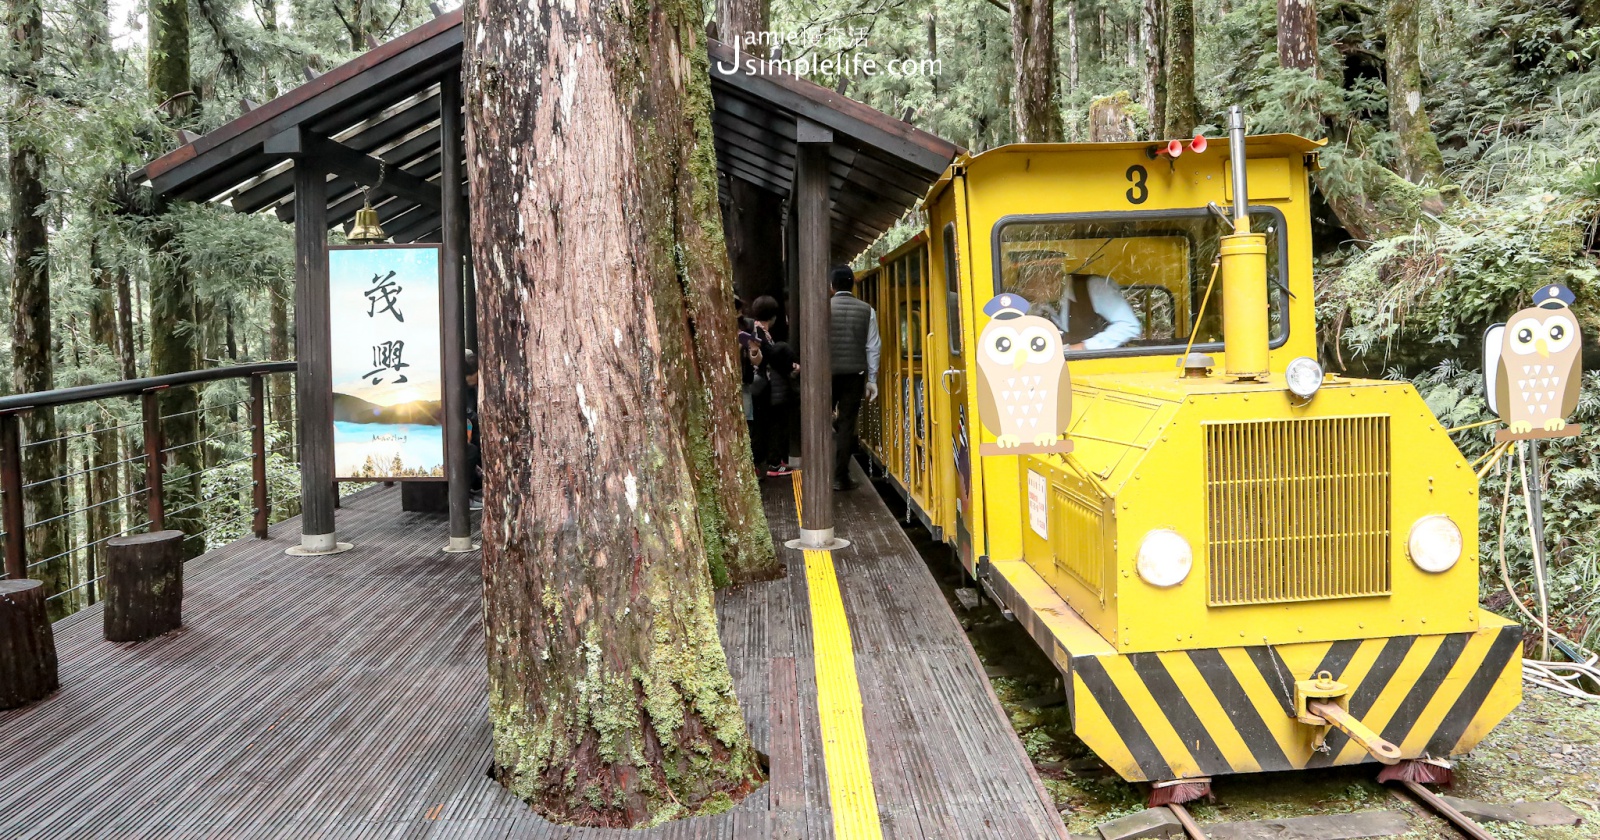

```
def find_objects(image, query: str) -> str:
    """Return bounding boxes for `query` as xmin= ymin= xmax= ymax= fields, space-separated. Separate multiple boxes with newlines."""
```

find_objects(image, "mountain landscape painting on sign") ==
xmin=329 ymin=245 xmax=446 ymax=479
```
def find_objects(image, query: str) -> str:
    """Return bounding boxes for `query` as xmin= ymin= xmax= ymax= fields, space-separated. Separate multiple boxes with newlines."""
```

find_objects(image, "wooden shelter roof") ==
xmin=143 ymin=10 xmax=960 ymax=262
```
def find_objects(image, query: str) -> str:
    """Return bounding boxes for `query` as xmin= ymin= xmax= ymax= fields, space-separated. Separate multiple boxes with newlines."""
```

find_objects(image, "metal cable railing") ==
xmin=0 ymin=363 xmax=298 ymax=618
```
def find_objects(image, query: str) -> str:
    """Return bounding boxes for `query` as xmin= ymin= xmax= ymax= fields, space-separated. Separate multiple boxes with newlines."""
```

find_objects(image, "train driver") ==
xmin=1017 ymin=271 xmax=1143 ymax=352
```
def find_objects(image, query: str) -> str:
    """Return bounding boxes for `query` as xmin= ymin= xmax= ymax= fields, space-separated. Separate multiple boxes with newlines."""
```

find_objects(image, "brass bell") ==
xmin=347 ymin=194 xmax=387 ymax=244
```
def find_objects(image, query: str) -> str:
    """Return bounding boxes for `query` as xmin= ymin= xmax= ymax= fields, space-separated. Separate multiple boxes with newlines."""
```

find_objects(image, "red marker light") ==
xmin=1190 ymin=134 xmax=1208 ymax=154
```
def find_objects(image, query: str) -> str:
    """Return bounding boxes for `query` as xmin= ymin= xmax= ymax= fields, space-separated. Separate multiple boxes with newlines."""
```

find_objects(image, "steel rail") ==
xmin=1391 ymin=780 xmax=1498 ymax=840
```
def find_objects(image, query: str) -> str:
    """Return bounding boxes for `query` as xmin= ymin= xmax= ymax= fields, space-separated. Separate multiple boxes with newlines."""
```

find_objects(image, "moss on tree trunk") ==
xmin=8 ymin=0 xmax=70 ymax=618
xmin=464 ymin=0 xmax=765 ymax=825
xmin=1162 ymin=0 xmax=1200 ymax=137
xmin=1384 ymin=0 xmax=1445 ymax=185
xmin=147 ymin=0 xmax=204 ymax=558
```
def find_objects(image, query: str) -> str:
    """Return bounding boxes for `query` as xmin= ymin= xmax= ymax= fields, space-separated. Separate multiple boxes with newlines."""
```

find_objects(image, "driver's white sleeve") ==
xmin=1081 ymin=277 xmax=1144 ymax=350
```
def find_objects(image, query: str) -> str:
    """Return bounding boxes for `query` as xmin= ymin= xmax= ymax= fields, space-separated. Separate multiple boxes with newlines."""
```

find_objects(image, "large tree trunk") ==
xmin=1278 ymin=0 xmax=1317 ymax=72
xmin=148 ymin=0 xmax=205 ymax=556
xmin=8 ymin=0 xmax=70 ymax=618
xmin=147 ymin=0 xmax=191 ymax=119
xmin=697 ymin=0 xmax=783 ymax=587
xmin=1066 ymin=1 xmax=1079 ymax=92
xmin=269 ymin=271 xmax=293 ymax=452
xmin=715 ymin=0 xmax=766 ymax=42
xmin=1162 ymin=0 xmax=1201 ymax=137
xmin=1385 ymin=0 xmax=1444 ymax=185
xmin=88 ymin=238 xmax=123 ymax=602
xmin=1141 ymin=0 xmax=1166 ymax=136
xmin=464 ymin=0 xmax=764 ymax=825
xmin=1011 ymin=0 xmax=1062 ymax=142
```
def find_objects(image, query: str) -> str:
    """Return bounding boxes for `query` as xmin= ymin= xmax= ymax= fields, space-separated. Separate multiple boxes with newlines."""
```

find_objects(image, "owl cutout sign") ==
xmin=1485 ymin=283 xmax=1584 ymax=442
xmin=975 ymin=294 xmax=1074 ymax=456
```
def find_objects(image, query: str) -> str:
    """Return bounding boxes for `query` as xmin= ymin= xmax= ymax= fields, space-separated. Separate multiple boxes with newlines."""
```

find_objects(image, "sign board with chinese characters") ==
xmin=328 ymin=245 xmax=445 ymax=480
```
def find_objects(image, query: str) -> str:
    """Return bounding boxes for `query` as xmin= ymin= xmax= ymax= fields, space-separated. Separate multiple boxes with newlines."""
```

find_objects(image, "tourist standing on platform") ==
xmin=464 ymin=350 xmax=483 ymax=511
xmin=829 ymin=266 xmax=880 ymax=491
xmin=738 ymin=316 xmax=767 ymax=468
xmin=751 ymin=295 xmax=797 ymax=477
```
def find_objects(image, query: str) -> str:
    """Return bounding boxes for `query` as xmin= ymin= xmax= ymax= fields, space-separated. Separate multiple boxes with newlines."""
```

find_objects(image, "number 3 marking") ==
xmin=1126 ymin=165 xmax=1149 ymax=204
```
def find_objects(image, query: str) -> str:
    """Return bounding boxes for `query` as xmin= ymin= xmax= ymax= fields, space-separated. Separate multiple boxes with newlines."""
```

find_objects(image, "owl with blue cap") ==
xmin=1485 ymin=283 xmax=1582 ymax=436
xmin=975 ymin=293 xmax=1073 ymax=454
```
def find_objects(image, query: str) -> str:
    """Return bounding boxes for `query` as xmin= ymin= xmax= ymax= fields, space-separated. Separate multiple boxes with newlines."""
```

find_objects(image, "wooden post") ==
xmin=784 ymin=199 xmax=800 ymax=342
xmin=141 ymin=389 xmax=164 ymax=531
xmin=0 ymin=413 xmax=25 ymax=580
xmin=0 ymin=579 xmax=57 ymax=709
xmin=440 ymin=75 xmax=474 ymax=553
xmin=250 ymin=373 xmax=269 ymax=538
xmin=102 ymin=529 xmax=184 ymax=642
xmin=795 ymin=120 xmax=834 ymax=547
xmin=291 ymin=152 xmax=342 ymax=554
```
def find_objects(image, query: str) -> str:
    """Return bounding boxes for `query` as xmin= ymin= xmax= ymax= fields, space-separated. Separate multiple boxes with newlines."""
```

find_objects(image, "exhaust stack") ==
xmin=1220 ymin=105 xmax=1270 ymax=381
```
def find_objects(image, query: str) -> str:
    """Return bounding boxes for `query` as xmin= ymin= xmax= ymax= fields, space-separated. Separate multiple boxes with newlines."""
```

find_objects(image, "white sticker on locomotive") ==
xmin=1027 ymin=470 xmax=1048 ymax=539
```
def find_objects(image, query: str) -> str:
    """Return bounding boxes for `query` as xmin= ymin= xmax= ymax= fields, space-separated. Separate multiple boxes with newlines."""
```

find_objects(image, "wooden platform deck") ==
xmin=0 ymin=470 xmax=1068 ymax=839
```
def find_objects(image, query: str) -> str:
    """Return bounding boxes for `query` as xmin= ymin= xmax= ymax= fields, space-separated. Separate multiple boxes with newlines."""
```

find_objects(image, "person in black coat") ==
xmin=750 ymin=295 xmax=798 ymax=476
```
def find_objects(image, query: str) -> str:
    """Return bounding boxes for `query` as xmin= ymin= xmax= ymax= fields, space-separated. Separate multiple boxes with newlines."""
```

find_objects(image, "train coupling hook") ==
xmin=1294 ymin=671 xmax=1403 ymax=765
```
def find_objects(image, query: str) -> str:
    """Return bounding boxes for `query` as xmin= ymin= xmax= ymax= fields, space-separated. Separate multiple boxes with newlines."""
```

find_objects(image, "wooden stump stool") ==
xmin=0 ymin=579 xmax=59 ymax=709
xmin=103 ymin=530 xmax=185 ymax=643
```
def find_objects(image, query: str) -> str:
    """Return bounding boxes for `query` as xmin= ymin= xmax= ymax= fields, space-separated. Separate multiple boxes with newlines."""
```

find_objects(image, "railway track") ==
xmin=1146 ymin=777 xmax=1579 ymax=840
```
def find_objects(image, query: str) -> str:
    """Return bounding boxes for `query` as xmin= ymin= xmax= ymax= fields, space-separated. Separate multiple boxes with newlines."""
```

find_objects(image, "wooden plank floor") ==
xmin=0 ymin=469 xmax=1067 ymax=839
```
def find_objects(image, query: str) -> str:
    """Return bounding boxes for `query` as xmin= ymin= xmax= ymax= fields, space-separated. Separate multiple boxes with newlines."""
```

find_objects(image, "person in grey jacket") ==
xmin=828 ymin=265 xmax=881 ymax=491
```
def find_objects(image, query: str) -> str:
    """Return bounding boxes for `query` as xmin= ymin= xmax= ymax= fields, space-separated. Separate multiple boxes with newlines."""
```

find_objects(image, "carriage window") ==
xmin=943 ymin=222 xmax=961 ymax=355
xmin=991 ymin=209 xmax=1287 ymax=356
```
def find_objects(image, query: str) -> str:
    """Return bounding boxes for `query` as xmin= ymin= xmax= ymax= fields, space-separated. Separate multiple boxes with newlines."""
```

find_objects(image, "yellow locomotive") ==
xmin=856 ymin=110 xmax=1522 ymax=795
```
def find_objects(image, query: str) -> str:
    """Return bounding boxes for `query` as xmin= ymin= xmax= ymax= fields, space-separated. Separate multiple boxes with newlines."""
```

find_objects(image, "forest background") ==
xmin=4 ymin=0 xmax=1598 ymax=639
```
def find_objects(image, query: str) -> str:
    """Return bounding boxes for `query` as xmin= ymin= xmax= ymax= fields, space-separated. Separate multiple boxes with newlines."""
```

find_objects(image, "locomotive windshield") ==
xmin=992 ymin=208 xmax=1288 ymax=357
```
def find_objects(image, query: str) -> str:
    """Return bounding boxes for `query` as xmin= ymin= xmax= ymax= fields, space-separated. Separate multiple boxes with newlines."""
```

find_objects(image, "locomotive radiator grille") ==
xmin=1051 ymin=487 xmax=1106 ymax=596
xmin=1204 ymin=415 xmax=1391 ymax=606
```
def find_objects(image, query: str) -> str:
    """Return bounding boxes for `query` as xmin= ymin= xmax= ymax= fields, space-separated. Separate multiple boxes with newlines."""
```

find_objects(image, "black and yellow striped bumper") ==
xmin=984 ymin=559 xmax=1524 ymax=783
xmin=1069 ymin=620 xmax=1522 ymax=781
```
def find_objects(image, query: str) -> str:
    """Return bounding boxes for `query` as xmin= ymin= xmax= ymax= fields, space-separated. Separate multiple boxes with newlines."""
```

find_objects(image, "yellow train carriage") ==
xmin=859 ymin=121 xmax=1523 ymax=791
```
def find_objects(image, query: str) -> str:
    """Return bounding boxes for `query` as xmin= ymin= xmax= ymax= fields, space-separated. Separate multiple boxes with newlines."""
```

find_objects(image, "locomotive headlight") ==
xmin=1285 ymin=356 xmax=1324 ymax=399
xmin=1136 ymin=529 xmax=1193 ymax=587
xmin=1408 ymin=515 xmax=1463 ymax=573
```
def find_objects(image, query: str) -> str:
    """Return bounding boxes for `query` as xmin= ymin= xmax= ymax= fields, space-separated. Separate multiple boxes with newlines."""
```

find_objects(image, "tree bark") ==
xmin=715 ymin=0 xmax=767 ymax=44
xmin=270 ymin=271 xmax=293 ymax=452
xmin=88 ymin=237 xmax=123 ymax=598
xmin=1066 ymin=1 xmax=1079 ymax=92
xmin=1278 ymin=0 xmax=1317 ymax=72
xmin=464 ymin=0 xmax=764 ymax=825
xmin=115 ymin=261 xmax=137 ymax=379
xmin=9 ymin=0 xmax=70 ymax=617
xmin=1097 ymin=8 xmax=1107 ymax=62
xmin=147 ymin=0 xmax=192 ymax=121
xmin=102 ymin=530 xmax=184 ymax=643
xmin=148 ymin=0 xmax=204 ymax=557
xmin=1385 ymin=0 xmax=1444 ymax=185
xmin=1142 ymin=0 xmax=1166 ymax=136
xmin=1011 ymin=0 xmax=1063 ymax=142
xmin=0 ymin=579 xmax=57 ymax=709
xmin=1089 ymin=92 xmax=1139 ymax=141
xmin=1162 ymin=0 xmax=1201 ymax=137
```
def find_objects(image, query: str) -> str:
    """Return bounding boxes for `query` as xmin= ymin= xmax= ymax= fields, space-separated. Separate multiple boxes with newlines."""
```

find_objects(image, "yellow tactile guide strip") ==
xmin=790 ymin=472 xmax=885 ymax=840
